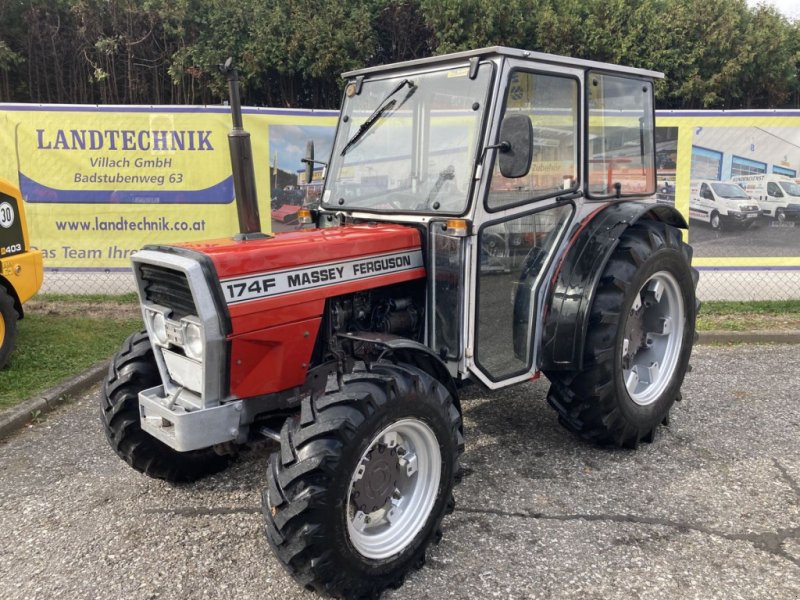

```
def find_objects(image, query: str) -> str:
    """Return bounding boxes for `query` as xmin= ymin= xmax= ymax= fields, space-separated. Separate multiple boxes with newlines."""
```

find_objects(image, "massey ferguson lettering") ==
xmin=352 ymin=255 xmax=412 ymax=275
xmin=287 ymin=267 xmax=344 ymax=288
xmin=223 ymin=250 xmax=423 ymax=304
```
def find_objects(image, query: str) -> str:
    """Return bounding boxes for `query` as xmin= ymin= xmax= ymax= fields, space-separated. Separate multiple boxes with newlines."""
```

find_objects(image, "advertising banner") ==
xmin=1 ymin=104 xmax=799 ymax=283
xmin=657 ymin=112 xmax=800 ymax=270
xmin=0 ymin=105 xmax=337 ymax=270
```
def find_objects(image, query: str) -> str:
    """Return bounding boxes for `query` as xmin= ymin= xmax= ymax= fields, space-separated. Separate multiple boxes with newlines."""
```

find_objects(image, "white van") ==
xmin=732 ymin=174 xmax=800 ymax=222
xmin=689 ymin=180 xmax=761 ymax=230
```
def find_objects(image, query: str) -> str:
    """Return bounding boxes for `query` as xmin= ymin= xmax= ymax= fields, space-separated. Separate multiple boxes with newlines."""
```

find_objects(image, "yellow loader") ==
xmin=0 ymin=178 xmax=43 ymax=369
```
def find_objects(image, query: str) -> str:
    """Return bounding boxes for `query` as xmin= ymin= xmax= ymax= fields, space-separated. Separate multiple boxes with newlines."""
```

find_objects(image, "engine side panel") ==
xmin=229 ymin=316 xmax=323 ymax=397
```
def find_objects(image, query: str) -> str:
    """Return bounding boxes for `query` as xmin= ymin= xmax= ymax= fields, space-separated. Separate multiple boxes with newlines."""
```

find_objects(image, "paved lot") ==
xmin=690 ymin=218 xmax=800 ymax=258
xmin=1 ymin=344 xmax=799 ymax=599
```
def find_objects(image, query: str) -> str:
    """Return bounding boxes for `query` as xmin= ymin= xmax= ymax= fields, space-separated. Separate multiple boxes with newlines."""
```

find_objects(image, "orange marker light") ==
xmin=297 ymin=208 xmax=312 ymax=224
xmin=445 ymin=219 xmax=468 ymax=237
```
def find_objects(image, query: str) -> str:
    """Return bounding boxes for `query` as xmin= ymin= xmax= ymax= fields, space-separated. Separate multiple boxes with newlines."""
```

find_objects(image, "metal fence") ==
xmin=40 ymin=265 xmax=800 ymax=302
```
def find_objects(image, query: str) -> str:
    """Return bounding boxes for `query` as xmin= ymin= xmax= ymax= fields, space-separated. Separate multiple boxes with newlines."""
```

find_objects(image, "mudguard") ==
xmin=337 ymin=330 xmax=461 ymax=415
xmin=540 ymin=201 xmax=688 ymax=372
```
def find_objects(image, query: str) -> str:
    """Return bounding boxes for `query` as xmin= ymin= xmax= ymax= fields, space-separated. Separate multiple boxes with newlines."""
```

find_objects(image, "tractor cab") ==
xmin=315 ymin=47 xmax=660 ymax=388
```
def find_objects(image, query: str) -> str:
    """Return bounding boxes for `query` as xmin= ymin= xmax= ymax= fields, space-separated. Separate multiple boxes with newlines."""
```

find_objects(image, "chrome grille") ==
xmin=138 ymin=264 xmax=196 ymax=319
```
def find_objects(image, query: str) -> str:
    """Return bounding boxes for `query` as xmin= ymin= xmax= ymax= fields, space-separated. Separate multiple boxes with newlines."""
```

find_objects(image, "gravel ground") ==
xmin=1 ymin=344 xmax=799 ymax=599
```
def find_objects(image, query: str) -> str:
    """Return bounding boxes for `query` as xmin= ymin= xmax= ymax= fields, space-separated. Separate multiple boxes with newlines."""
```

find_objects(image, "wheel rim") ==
xmin=777 ymin=210 xmax=786 ymax=223
xmin=621 ymin=271 xmax=686 ymax=407
xmin=711 ymin=214 xmax=720 ymax=229
xmin=346 ymin=418 xmax=441 ymax=560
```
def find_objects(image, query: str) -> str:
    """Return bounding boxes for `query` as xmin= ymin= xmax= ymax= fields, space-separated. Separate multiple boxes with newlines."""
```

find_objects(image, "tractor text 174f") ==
xmin=102 ymin=47 xmax=697 ymax=599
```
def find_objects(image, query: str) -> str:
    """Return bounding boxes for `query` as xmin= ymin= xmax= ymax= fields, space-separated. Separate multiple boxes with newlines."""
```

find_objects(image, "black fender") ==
xmin=338 ymin=331 xmax=461 ymax=416
xmin=540 ymin=201 xmax=688 ymax=372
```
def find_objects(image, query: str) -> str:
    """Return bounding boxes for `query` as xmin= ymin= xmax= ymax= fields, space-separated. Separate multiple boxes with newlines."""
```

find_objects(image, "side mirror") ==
xmin=303 ymin=140 xmax=315 ymax=184
xmin=497 ymin=114 xmax=533 ymax=179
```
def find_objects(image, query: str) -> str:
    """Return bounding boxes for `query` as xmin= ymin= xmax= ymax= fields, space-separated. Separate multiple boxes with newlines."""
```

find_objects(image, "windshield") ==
xmin=711 ymin=182 xmax=749 ymax=199
xmin=323 ymin=64 xmax=493 ymax=214
xmin=779 ymin=181 xmax=800 ymax=197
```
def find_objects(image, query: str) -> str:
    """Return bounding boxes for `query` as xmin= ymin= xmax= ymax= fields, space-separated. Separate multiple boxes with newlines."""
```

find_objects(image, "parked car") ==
xmin=689 ymin=180 xmax=761 ymax=230
xmin=733 ymin=174 xmax=800 ymax=223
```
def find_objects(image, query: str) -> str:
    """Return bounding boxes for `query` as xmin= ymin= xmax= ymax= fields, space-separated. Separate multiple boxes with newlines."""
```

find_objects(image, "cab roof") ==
xmin=342 ymin=46 xmax=664 ymax=81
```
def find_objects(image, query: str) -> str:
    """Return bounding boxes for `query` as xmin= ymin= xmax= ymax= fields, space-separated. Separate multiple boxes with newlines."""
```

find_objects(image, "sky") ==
xmin=267 ymin=124 xmax=334 ymax=175
xmin=746 ymin=0 xmax=800 ymax=20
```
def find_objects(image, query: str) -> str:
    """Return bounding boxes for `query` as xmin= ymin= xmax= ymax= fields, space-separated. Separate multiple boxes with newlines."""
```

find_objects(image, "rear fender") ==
xmin=540 ymin=202 xmax=688 ymax=372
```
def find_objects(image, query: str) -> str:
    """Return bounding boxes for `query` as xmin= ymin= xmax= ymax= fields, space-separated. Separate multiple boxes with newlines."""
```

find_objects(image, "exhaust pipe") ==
xmin=219 ymin=58 xmax=267 ymax=240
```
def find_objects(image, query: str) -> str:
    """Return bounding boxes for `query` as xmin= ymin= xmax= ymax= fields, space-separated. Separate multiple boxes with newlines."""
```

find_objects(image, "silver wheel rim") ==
xmin=621 ymin=271 xmax=685 ymax=407
xmin=346 ymin=418 xmax=441 ymax=560
xmin=711 ymin=214 xmax=720 ymax=229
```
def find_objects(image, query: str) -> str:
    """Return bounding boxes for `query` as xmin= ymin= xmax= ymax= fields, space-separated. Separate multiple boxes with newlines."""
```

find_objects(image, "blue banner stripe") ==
xmin=19 ymin=172 xmax=234 ymax=204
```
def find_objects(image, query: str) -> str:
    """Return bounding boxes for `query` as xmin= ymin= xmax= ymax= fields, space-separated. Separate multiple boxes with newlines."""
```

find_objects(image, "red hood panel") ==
xmin=175 ymin=224 xmax=422 ymax=279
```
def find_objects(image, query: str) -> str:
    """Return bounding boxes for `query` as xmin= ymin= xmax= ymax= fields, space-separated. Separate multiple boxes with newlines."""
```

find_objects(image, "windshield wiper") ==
xmin=340 ymin=79 xmax=414 ymax=156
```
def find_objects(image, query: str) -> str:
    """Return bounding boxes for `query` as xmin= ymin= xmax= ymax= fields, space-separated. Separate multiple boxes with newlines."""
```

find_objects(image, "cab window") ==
xmin=587 ymin=72 xmax=655 ymax=197
xmin=486 ymin=71 xmax=578 ymax=211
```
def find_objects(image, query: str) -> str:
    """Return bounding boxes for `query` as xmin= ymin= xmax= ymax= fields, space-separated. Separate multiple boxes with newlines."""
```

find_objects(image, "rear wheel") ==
xmin=101 ymin=331 xmax=230 ymax=482
xmin=264 ymin=360 xmax=462 ymax=598
xmin=546 ymin=220 xmax=697 ymax=448
xmin=0 ymin=288 xmax=18 ymax=369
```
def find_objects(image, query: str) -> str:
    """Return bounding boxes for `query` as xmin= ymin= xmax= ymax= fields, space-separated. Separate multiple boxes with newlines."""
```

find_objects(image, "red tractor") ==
xmin=102 ymin=48 xmax=697 ymax=598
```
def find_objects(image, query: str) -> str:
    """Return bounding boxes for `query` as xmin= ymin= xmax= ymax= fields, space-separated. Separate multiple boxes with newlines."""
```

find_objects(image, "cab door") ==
xmin=466 ymin=64 xmax=580 ymax=388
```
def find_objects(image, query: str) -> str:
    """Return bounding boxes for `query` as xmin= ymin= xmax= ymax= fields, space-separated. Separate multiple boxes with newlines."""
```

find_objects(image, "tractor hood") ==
xmin=161 ymin=223 xmax=427 ymax=333
xmin=175 ymin=223 xmax=423 ymax=280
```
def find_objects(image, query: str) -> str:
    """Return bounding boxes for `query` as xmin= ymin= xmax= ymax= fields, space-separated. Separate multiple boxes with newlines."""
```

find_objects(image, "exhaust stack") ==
xmin=220 ymin=58 xmax=267 ymax=240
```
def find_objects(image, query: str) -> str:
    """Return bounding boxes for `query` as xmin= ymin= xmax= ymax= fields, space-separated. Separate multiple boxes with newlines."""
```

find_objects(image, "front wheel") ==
xmin=710 ymin=211 xmax=722 ymax=230
xmin=546 ymin=220 xmax=698 ymax=448
xmin=264 ymin=361 xmax=462 ymax=598
xmin=0 ymin=288 xmax=19 ymax=369
xmin=101 ymin=331 xmax=230 ymax=482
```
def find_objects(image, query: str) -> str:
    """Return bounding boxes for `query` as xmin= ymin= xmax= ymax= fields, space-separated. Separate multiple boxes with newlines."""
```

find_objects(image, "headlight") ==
xmin=151 ymin=311 xmax=168 ymax=345
xmin=182 ymin=319 xmax=204 ymax=360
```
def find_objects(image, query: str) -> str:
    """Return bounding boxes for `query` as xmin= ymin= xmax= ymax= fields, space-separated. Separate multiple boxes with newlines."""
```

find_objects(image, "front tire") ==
xmin=101 ymin=331 xmax=230 ymax=482
xmin=546 ymin=220 xmax=697 ymax=448
xmin=710 ymin=211 xmax=722 ymax=230
xmin=264 ymin=361 xmax=462 ymax=598
xmin=0 ymin=288 xmax=19 ymax=370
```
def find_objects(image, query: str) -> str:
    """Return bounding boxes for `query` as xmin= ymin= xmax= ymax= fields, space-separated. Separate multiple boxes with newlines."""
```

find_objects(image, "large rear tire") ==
xmin=0 ymin=288 xmax=18 ymax=370
xmin=263 ymin=360 xmax=462 ymax=598
xmin=545 ymin=220 xmax=698 ymax=448
xmin=101 ymin=331 xmax=230 ymax=482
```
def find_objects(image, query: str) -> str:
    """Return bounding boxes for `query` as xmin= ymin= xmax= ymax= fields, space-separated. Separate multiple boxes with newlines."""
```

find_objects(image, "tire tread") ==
xmin=263 ymin=360 xmax=462 ymax=599
xmin=545 ymin=221 xmax=698 ymax=447
xmin=101 ymin=330 xmax=230 ymax=483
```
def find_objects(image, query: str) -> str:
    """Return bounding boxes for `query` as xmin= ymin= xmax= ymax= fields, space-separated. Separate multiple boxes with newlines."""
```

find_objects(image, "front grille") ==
xmin=138 ymin=263 xmax=197 ymax=319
